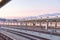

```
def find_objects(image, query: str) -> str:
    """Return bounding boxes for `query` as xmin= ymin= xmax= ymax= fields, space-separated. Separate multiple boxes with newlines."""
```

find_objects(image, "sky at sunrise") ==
xmin=0 ymin=0 xmax=60 ymax=18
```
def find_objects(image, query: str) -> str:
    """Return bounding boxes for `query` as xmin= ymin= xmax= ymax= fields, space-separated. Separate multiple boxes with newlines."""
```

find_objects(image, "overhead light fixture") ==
xmin=0 ymin=0 xmax=2 ymax=2
xmin=0 ymin=0 xmax=11 ymax=8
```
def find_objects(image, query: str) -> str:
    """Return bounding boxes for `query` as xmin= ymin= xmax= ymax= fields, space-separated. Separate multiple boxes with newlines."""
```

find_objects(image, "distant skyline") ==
xmin=0 ymin=0 xmax=60 ymax=18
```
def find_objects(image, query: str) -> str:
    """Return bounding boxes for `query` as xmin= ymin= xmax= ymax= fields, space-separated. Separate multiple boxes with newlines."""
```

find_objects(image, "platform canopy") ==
xmin=0 ymin=0 xmax=11 ymax=8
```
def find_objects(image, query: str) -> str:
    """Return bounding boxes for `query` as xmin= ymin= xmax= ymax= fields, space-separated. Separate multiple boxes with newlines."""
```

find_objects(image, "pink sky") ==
xmin=0 ymin=8 xmax=60 ymax=18
xmin=0 ymin=0 xmax=60 ymax=19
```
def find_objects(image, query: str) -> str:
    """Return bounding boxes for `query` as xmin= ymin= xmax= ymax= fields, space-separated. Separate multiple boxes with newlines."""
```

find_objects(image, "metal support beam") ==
xmin=25 ymin=22 xmax=28 ymax=29
xmin=32 ymin=21 xmax=35 ymax=30
xmin=54 ymin=16 xmax=58 ymax=32
xmin=25 ymin=22 xmax=27 ymax=26
xmin=20 ymin=22 xmax=23 ymax=28
xmin=46 ymin=20 xmax=49 ymax=30
xmin=54 ymin=20 xmax=57 ymax=32
xmin=50 ymin=20 xmax=54 ymax=32
xmin=40 ymin=21 xmax=42 ymax=29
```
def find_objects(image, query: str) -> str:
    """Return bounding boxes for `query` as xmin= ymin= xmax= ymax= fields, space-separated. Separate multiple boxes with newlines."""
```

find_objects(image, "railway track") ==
xmin=0 ymin=33 xmax=13 ymax=40
xmin=1 ymin=29 xmax=49 ymax=40
xmin=9 ymin=27 xmax=60 ymax=36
